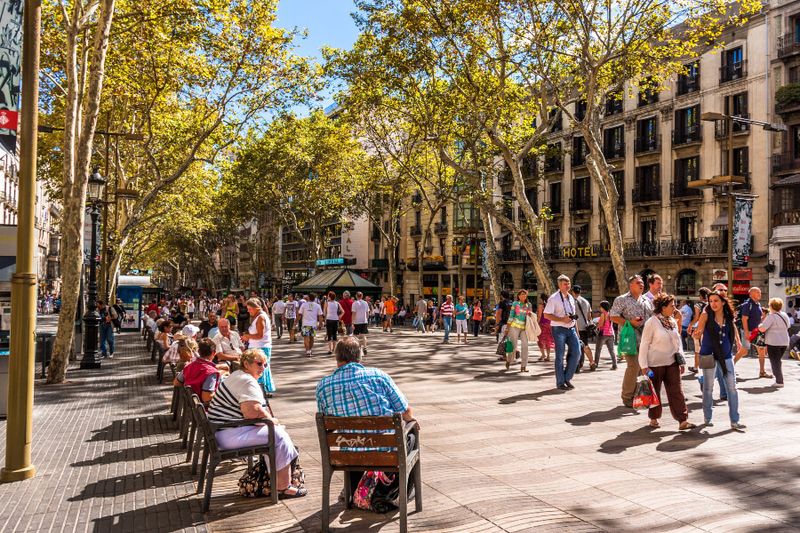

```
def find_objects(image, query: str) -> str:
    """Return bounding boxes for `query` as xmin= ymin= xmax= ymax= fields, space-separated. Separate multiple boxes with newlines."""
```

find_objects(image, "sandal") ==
xmin=590 ymin=363 xmax=597 ymax=371
xmin=679 ymin=422 xmax=697 ymax=431
xmin=279 ymin=485 xmax=308 ymax=499
xmin=649 ymin=419 xmax=660 ymax=428
xmin=520 ymin=367 xmax=529 ymax=373
xmin=759 ymin=371 xmax=773 ymax=379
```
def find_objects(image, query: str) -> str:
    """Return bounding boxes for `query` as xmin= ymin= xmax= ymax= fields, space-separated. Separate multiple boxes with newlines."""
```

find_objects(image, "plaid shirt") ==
xmin=316 ymin=363 xmax=408 ymax=417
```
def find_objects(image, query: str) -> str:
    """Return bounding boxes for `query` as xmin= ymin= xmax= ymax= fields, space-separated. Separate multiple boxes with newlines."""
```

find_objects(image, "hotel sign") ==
xmin=558 ymin=244 xmax=610 ymax=259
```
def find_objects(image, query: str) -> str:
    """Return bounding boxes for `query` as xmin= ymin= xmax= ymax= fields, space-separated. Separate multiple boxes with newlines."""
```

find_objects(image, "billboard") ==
xmin=0 ymin=0 xmax=23 ymax=152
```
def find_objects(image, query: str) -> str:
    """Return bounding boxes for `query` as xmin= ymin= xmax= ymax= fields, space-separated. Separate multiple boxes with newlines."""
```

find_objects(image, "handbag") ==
xmin=576 ymin=299 xmax=598 ymax=337
xmin=238 ymin=455 xmax=270 ymax=498
xmin=496 ymin=340 xmax=507 ymax=356
xmin=699 ymin=354 xmax=716 ymax=369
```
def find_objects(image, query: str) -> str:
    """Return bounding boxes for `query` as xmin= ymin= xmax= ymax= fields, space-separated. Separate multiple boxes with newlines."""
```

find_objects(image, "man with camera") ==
xmin=544 ymin=275 xmax=582 ymax=390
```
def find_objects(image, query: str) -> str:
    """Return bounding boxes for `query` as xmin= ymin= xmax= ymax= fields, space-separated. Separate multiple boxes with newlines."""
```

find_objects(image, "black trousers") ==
xmin=767 ymin=345 xmax=787 ymax=385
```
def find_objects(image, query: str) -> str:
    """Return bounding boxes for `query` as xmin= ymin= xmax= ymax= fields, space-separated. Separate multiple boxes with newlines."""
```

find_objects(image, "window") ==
xmin=549 ymin=108 xmax=562 ymax=132
xmin=674 ymin=105 xmax=701 ymax=144
xmin=548 ymin=181 xmax=562 ymax=214
xmin=544 ymin=143 xmax=563 ymax=172
xmin=603 ymin=126 xmax=625 ymax=159
xmin=673 ymin=156 xmax=701 ymax=197
xmin=777 ymin=186 xmax=800 ymax=211
xmin=574 ymin=224 xmax=589 ymax=246
xmin=635 ymin=117 xmax=659 ymax=152
xmin=572 ymin=177 xmax=591 ymax=211
xmin=640 ymin=217 xmax=657 ymax=245
xmin=605 ymin=92 xmax=623 ymax=115
xmin=440 ymin=206 xmax=447 ymax=225
xmin=679 ymin=213 xmax=698 ymax=244
xmin=782 ymin=246 xmax=800 ymax=276
xmin=676 ymin=269 xmax=698 ymax=295
xmin=575 ymin=100 xmax=587 ymax=122
xmin=548 ymin=227 xmax=561 ymax=250
xmin=439 ymin=238 xmax=446 ymax=255
xmin=723 ymin=92 xmax=750 ymax=134
xmin=721 ymin=46 xmax=745 ymax=82
xmin=794 ymin=126 xmax=800 ymax=160
xmin=723 ymin=147 xmax=749 ymax=177
xmin=634 ymin=164 xmax=660 ymax=203
xmin=612 ymin=170 xmax=625 ymax=207
xmin=525 ymin=187 xmax=538 ymax=211
xmin=522 ymin=155 xmax=536 ymax=180
xmin=572 ymin=136 xmax=587 ymax=166
xmin=677 ymin=62 xmax=700 ymax=95
xmin=638 ymin=77 xmax=659 ymax=106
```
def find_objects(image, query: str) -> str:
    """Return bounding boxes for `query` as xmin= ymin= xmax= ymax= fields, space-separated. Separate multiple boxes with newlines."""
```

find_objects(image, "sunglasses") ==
xmin=251 ymin=361 xmax=265 ymax=367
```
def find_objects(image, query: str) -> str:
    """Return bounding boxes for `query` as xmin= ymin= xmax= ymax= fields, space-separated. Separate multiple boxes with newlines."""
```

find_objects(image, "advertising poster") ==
xmin=732 ymin=197 xmax=753 ymax=267
xmin=0 ymin=0 xmax=23 ymax=153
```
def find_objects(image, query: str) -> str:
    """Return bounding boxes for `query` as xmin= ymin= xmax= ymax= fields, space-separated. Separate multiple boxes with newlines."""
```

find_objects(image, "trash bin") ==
xmin=35 ymin=332 xmax=55 ymax=379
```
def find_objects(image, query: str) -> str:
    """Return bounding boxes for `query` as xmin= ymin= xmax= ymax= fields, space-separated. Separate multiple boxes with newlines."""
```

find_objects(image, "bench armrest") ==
xmin=403 ymin=419 xmax=419 ymax=436
xmin=212 ymin=417 xmax=275 ymax=430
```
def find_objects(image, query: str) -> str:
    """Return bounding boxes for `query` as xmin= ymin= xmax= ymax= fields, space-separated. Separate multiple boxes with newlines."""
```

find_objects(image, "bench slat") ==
xmin=323 ymin=416 xmax=397 ymax=431
xmin=329 ymin=450 xmax=399 ymax=467
xmin=326 ymin=432 xmax=398 ymax=448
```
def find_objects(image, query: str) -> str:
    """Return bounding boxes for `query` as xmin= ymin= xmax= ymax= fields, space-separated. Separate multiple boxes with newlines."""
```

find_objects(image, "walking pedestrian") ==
xmin=471 ymin=299 xmax=483 ymax=337
xmin=571 ymin=285 xmax=597 ymax=371
xmin=187 ymin=298 xmax=195 ymax=320
xmin=688 ymin=287 xmax=711 ymax=372
xmin=340 ymin=291 xmax=354 ymax=336
xmin=594 ymin=300 xmax=617 ymax=369
xmin=323 ymin=291 xmax=344 ymax=354
xmin=272 ymin=296 xmax=285 ymax=338
xmin=351 ymin=291 xmax=371 ymax=355
xmin=638 ymin=294 xmax=695 ymax=430
xmin=505 ymin=290 xmax=533 ymax=372
xmin=536 ymin=293 xmax=554 ymax=362
xmin=758 ymin=298 xmax=791 ymax=388
xmin=241 ymin=298 xmax=275 ymax=394
xmin=544 ymin=275 xmax=582 ymax=390
xmin=455 ymin=295 xmax=470 ymax=344
xmin=383 ymin=295 xmax=397 ymax=332
xmin=300 ymin=293 xmax=324 ymax=357
xmin=284 ymin=294 xmax=298 ymax=343
xmin=98 ymin=300 xmax=115 ymax=358
xmin=495 ymin=290 xmax=511 ymax=342
xmin=440 ymin=295 xmax=454 ymax=344
xmin=610 ymin=275 xmax=654 ymax=407
xmin=679 ymin=299 xmax=694 ymax=352
xmin=740 ymin=287 xmax=771 ymax=379
xmin=693 ymin=291 xmax=745 ymax=430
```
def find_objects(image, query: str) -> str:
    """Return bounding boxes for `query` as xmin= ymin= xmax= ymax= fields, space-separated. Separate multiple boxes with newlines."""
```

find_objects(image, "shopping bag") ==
xmin=618 ymin=320 xmax=638 ymax=356
xmin=505 ymin=338 xmax=514 ymax=353
xmin=632 ymin=375 xmax=660 ymax=410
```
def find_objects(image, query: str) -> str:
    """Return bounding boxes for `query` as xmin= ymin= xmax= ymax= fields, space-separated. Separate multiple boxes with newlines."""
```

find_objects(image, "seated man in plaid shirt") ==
xmin=316 ymin=336 xmax=418 ymax=497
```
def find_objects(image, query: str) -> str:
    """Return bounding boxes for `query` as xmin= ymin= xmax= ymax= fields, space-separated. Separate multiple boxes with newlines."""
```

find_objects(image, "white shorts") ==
xmin=456 ymin=319 xmax=468 ymax=334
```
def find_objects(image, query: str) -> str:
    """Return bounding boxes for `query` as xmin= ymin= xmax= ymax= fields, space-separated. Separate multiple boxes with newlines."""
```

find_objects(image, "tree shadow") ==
xmin=474 ymin=369 xmax=554 ymax=382
xmin=68 ymin=463 xmax=195 ymax=502
xmin=597 ymin=426 xmax=670 ymax=454
xmin=565 ymin=405 xmax=640 ymax=426
xmin=499 ymin=388 xmax=566 ymax=404
xmin=654 ymin=428 xmax=723 ymax=452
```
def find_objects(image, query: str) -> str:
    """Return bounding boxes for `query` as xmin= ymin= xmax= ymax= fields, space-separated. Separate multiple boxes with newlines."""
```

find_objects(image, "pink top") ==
xmin=600 ymin=311 xmax=613 ymax=336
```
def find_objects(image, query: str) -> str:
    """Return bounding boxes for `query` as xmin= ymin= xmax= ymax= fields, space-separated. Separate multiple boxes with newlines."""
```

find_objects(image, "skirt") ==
xmin=215 ymin=423 xmax=298 ymax=471
xmin=255 ymin=347 xmax=276 ymax=393
xmin=537 ymin=320 xmax=555 ymax=348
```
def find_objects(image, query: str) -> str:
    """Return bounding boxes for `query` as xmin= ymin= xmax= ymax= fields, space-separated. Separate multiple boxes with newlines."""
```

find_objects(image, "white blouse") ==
xmin=638 ymin=315 xmax=683 ymax=369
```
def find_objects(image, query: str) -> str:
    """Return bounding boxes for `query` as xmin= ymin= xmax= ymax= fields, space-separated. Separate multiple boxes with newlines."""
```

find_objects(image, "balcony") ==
xmin=676 ymin=75 xmax=700 ymax=96
xmin=624 ymin=237 xmax=727 ymax=258
xmin=499 ymin=249 xmax=526 ymax=263
xmin=773 ymin=209 xmax=800 ymax=227
xmin=603 ymin=143 xmax=625 ymax=160
xmin=714 ymin=115 xmax=750 ymax=138
xmin=634 ymin=135 xmax=660 ymax=154
xmin=719 ymin=61 xmax=746 ymax=83
xmin=410 ymin=225 xmax=422 ymax=237
xmin=569 ymin=194 xmax=592 ymax=212
xmin=434 ymin=222 xmax=448 ymax=234
xmin=778 ymin=33 xmax=800 ymax=59
xmin=772 ymin=153 xmax=800 ymax=174
xmin=544 ymin=155 xmax=563 ymax=173
xmin=370 ymin=258 xmax=389 ymax=270
xmin=453 ymin=216 xmax=482 ymax=233
xmin=632 ymin=184 xmax=661 ymax=204
xmin=672 ymin=127 xmax=703 ymax=146
xmin=670 ymin=182 xmax=702 ymax=201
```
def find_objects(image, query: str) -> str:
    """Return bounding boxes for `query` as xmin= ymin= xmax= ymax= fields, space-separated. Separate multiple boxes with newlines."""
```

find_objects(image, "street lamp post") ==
xmin=80 ymin=169 xmax=106 ymax=370
xmin=693 ymin=112 xmax=786 ymax=288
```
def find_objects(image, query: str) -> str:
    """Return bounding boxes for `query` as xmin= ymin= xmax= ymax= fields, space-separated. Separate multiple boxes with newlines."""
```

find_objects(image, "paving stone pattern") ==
xmin=2 ymin=326 xmax=800 ymax=532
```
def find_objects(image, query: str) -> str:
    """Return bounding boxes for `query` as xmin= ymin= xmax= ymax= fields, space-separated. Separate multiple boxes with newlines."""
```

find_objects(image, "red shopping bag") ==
xmin=632 ymin=375 xmax=660 ymax=410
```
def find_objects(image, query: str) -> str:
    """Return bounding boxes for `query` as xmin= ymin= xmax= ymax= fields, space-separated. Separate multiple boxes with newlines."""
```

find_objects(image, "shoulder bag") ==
xmin=576 ymin=298 xmax=598 ymax=337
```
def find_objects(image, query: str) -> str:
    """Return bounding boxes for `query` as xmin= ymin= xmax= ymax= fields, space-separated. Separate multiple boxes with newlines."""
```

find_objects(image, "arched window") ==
xmin=604 ymin=270 xmax=620 ymax=301
xmin=676 ymin=269 xmax=698 ymax=296
xmin=500 ymin=271 xmax=514 ymax=291
xmin=522 ymin=270 xmax=538 ymax=292
xmin=573 ymin=270 xmax=592 ymax=303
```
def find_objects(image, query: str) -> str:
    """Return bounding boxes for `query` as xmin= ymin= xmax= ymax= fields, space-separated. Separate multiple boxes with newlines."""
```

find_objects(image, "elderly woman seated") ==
xmin=174 ymin=338 xmax=219 ymax=404
xmin=206 ymin=349 xmax=306 ymax=498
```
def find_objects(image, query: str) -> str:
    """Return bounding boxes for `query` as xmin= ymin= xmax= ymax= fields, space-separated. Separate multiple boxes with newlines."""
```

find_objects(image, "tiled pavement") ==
xmin=2 ymin=327 xmax=800 ymax=532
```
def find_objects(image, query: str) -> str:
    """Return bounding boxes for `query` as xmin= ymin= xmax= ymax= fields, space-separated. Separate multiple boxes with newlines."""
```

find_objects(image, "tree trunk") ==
xmin=584 ymin=132 xmax=627 ymax=291
xmin=480 ymin=209 xmax=501 ymax=307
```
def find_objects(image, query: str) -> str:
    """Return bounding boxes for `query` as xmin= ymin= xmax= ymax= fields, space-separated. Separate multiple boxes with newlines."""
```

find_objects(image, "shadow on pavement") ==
xmin=91 ymin=500 xmax=205 ymax=532
xmin=68 ymin=463 xmax=196 ymax=502
xmin=740 ymin=386 xmax=779 ymax=395
xmin=565 ymin=405 xmax=640 ymax=426
xmin=71 ymin=440 xmax=184 ymax=467
xmin=499 ymin=388 xmax=566 ymax=404
xmin=88 ymin=414 xmax=176 ymax=442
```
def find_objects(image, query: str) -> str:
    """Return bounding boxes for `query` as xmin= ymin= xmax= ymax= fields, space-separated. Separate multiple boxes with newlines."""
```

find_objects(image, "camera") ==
xmin=568 ymin=313 xmax=579 ymax=320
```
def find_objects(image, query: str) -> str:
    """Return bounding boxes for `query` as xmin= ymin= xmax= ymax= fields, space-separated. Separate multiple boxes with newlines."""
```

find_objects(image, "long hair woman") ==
xmin=693 ymin=291 xmax=745 ymax=430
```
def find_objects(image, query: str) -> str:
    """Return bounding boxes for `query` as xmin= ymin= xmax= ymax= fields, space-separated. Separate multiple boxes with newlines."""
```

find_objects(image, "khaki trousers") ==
xmin=505 ymin=327 xmax=529 ymax=367
xmin=621 ymin=355 xmax=641 ymax=406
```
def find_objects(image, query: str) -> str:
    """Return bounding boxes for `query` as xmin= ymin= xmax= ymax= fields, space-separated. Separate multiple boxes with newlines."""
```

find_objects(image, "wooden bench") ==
xmin=316 ymin=413 xmax=422 ymax=533
xmin=193 ymin=403 xmax=279 ymax=511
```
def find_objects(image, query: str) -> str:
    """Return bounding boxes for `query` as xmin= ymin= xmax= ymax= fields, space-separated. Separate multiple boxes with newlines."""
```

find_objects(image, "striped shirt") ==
xmin=439 ymin=302 xmax=454 ymax=317
xmin=207 ymin=370 xmax=267 ymax=425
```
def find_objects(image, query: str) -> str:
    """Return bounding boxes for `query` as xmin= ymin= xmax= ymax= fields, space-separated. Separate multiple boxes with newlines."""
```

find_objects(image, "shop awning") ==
xmin=711 ymin=212 xmax=729 ymax=230
xmin=771 ymin=174 xmax=800 ymax=188
xmin=293 ymin=267 xmax=381 ymax=294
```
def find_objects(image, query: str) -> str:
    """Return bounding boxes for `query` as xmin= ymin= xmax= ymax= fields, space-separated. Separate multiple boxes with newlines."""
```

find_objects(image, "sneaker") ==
xmin=108 ymin=353 xmax=114 ymax=358
xmin=789 ymin=350 xmax=800 ymax=361
xmin=773 ymin=382 xmax=785 ymax=388
xmin=730 ymin=422 xmax=746 ymax=430
xmin=704 ymin=420 xmax=714 ymax=427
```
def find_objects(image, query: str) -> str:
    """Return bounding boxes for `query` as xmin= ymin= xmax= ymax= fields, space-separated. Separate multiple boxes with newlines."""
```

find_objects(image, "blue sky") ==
xmin=277 ymin=0 xmax=360 ymax=111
